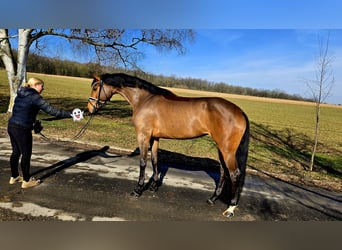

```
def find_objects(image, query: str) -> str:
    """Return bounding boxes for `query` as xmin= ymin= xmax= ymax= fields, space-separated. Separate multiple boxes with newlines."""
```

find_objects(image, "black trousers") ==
xmin=7 ymin=124 xmax=33 ymax=182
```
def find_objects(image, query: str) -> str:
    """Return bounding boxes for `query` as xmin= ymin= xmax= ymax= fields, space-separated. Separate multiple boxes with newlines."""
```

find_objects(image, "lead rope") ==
xmin=38 ymin=109 xmax=95 ymax=142
xmin=71 ymin=112 xmax=95 ymax=140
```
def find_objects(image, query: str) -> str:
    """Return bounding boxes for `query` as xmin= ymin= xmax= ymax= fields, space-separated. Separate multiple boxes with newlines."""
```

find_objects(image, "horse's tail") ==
xmin=236 ymin=112 xmax=250 ymax=197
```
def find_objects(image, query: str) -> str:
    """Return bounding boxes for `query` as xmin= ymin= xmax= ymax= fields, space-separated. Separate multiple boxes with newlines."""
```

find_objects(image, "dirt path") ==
xmin=0 ymin=131 xmax=341 ymax=221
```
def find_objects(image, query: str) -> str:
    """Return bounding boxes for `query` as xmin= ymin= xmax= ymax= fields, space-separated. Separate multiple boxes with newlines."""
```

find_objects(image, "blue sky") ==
xmin=139 ymin=29 xmax=342 ymax=104
xmin=2 ymin=1 xmax=342 ymax=104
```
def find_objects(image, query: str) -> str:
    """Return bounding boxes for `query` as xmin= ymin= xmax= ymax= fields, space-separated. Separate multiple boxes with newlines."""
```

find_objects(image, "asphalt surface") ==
xmin=0 ymin=129 xmax=341 ymax=221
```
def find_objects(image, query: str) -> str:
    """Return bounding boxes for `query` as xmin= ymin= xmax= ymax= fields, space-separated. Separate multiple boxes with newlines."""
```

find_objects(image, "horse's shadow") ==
xmin=130 ymin=148 xmax=222 ymax=194
xmin=158 ymin=149 xmax=221 ymax=186
xmin=31 ymin=145 xmax=121 ymax=181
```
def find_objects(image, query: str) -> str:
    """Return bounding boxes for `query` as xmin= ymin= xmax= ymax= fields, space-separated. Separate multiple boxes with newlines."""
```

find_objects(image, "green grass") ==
xmin=1 ymin=70 xmax=341 ymax=191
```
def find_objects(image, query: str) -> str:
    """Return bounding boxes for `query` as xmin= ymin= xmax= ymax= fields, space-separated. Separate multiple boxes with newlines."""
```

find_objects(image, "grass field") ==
xmin=1 ymin=70 xmax=341 ymax=191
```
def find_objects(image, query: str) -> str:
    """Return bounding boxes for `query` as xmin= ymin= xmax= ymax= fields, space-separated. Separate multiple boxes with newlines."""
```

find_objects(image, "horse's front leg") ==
xmin=130 ymin=156 xmax=147 ymax=197
xmin=149 ymin=138 xmax=159 ymax=192
xmin=130 ymin=136 xmax=150 ymax=197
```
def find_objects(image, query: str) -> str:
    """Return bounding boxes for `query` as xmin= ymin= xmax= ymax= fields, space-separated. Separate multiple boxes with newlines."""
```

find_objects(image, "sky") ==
xmin=139 ymin=29 xmax=342 ymax=104
xmin=2 ymin=0 xmax=342 ymax=104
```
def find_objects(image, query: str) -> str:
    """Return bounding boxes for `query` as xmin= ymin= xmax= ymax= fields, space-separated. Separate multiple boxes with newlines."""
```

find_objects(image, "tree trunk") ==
xmin=0 ymin=29 xmax=17 ymax=112
xmin=17 ymin=29 xmax=32 ymax=84
xmin=309 ymin=102 xmax=320 ymax=171
xmin=0 ymin=29 xmax=32 ymax=112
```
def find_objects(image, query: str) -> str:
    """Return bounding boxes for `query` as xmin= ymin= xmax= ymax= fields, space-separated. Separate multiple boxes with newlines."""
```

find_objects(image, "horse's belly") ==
xmin=153 ymin=120 xmax=207 ymax=139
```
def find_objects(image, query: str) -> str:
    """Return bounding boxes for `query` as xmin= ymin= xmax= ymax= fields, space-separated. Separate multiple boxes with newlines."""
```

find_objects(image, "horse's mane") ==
xmin=101 ymin=73 xmax=174 ymax=96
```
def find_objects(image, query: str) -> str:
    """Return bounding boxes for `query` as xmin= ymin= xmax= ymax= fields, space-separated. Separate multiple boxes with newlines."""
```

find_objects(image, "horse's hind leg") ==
xmin=149 ymin=138 xmax=159 ymax=192
xmin=222 ymin=152 xmax=241 ymax=217
xmin=207 ymin=150 xmax=227 ymax=205
xmin=209 ymin=143 xmax=241 ymax=217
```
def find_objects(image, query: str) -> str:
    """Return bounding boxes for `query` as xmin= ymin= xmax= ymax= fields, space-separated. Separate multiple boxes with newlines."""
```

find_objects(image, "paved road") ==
xmin=0 ymin=130 xmax=341 ymax=221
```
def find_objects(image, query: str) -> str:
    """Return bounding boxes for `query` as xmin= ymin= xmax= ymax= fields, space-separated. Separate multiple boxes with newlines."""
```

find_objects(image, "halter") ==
xmin=88 ymin=80 xmax=108 ymax=112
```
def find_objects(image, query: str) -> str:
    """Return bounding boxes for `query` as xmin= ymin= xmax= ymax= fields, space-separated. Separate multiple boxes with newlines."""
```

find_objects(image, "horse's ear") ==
xmin=93 ymin=74 xmax=100 ymax=81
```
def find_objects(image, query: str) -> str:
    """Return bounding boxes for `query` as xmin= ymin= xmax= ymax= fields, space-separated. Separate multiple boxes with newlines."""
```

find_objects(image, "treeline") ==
xmin=1 ymin=52 xmax=313 ymax=102
xmin=26 ymin=53 xmax=103 ymax=78
xmin=139 ymin=73 xmax=310 ymax=101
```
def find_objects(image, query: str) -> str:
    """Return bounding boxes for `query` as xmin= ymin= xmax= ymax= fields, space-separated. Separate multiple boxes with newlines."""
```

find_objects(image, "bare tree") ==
xmin=0 ymin=29 xmax=194 ymax=112
xmin=306 ymin=34 xmax=334 ymax=171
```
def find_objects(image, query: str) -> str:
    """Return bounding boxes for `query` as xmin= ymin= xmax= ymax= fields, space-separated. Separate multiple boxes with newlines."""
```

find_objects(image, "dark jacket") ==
xmin=8 ymin=87 xmax=71 ymax=129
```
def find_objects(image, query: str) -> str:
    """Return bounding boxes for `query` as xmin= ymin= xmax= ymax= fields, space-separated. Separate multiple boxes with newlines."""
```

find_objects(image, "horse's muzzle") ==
xmin=87 ymin=102 xmax=96 ymax=114
xmin=87 ymin=97 xmax=106 ymax=114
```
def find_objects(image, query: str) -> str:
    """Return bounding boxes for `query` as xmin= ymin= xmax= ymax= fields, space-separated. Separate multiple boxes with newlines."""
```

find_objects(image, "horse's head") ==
xmin=87 ymin=75 xmax=112 ymax=114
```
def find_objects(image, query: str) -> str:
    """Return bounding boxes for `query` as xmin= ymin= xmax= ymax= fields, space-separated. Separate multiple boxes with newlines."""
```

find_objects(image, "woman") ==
xmin=8 ymin=77 xmax=72 ymax=188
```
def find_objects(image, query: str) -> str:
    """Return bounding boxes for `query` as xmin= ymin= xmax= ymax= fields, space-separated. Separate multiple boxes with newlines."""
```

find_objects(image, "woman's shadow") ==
xmin=31 ymin=145 xmax=121 ymax=181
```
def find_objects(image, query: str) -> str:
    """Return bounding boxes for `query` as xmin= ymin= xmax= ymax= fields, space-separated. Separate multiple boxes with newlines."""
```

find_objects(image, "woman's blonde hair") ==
xmin=24 ymin=77 xmax=44 ymax=88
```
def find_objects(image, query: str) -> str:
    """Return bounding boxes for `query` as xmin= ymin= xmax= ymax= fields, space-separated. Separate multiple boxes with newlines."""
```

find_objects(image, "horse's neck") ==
xmin=117 ymin=87 xmax=152 ymax=110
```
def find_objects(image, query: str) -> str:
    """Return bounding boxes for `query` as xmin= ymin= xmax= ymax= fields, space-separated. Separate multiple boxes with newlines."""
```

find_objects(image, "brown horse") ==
xmin=88 ymin=73 xmax=249 ymax=217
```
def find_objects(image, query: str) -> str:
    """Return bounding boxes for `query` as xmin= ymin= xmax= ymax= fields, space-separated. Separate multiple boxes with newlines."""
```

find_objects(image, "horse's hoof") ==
xmin=149 ymin=181 xmax=159 ymax=192
xmin=207 ymin=193 xmax=218 ymax=206
xmin=222 ymin=205 xmax=237 ymax=218
xmin=222 ymin=210 xmax=234 ymax=218
xmin=206 ymin=198 xmax=215 ymax=206
xmin=130 ymin=190 xmax=141 ymax=198
xmin=149 ymin=186 xmax=158 ymax=192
